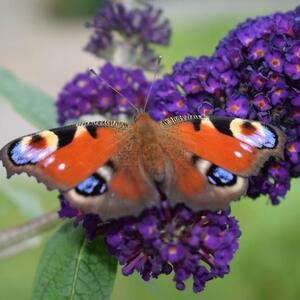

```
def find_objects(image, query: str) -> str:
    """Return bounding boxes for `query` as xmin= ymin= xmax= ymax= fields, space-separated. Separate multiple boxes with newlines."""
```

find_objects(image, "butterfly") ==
xmin=0 ymin=111 xmax=286 ymax=221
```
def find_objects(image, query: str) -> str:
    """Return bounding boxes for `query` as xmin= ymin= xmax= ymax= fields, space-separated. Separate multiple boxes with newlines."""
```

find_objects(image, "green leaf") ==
xmin=0 ymin=66 xmax=57 ymax=129
xmin=32 ymin=222 xmax=117 ymax=300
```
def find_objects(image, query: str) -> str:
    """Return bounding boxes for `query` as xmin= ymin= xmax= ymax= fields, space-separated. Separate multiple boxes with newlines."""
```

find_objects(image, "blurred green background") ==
xmin=1 ymin=0 xmax=300 ymax=299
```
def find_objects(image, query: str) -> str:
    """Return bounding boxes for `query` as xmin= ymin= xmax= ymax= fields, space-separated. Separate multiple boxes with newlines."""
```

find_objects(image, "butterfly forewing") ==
xmin=161 ymin=115 xmax=286 ymax=176
xmin=0 ymin=120 xmax=129 ymax=190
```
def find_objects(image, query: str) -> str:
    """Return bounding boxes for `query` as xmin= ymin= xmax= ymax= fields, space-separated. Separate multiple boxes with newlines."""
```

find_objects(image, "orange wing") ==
xmin=159 ymin=115 xmax=285 ymax=212
xmin=0 ymin=121 xmax=129 ymax=190
xmin=0 ymin=120 xmax=161 ymax=221
xmin=161 ymin=116 xmax=286 ymax=176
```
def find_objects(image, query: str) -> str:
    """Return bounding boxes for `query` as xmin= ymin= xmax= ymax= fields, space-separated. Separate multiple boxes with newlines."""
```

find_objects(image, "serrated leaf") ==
xmin=0 ymin=66 xmax=57 ymax=129
xmin=32 ymin=221 xmax=117 ymax=300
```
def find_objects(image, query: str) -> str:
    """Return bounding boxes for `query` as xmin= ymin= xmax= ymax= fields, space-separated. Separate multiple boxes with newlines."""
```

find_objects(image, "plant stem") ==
xmin=0 ymin=210 xmax=61 ymax=260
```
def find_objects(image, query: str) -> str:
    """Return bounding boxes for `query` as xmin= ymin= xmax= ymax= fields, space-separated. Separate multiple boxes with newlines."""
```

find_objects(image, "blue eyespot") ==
xmin=261 ymin=126 xmax=276 ymax=148
xmin=207 ymin=166 xmax=236 ymax=186
xmin=236 ymin=125 xmax=277 ymax=149
xmin=9 ymin=141 xmax=55 ymax=165
xmin=76 ymin=174 xmax=108 ymax=196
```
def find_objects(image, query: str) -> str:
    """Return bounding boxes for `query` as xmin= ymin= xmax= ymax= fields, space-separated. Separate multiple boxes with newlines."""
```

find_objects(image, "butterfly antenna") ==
xmin=89 ymin=68 xmax=140 ymax=114
xmin=143 ymin=56 xmax=162 ymax=112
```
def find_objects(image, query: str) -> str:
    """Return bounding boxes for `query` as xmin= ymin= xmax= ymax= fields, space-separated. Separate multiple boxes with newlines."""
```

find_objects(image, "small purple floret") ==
xmin=85 ymin=1 xmax=171 ymax=70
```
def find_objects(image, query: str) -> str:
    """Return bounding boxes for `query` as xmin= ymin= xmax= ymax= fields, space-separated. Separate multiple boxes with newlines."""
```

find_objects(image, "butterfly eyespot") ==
xmin=29 ymin=134 xmax=46 ymax=148
xmin=241 ymin=121 xmax=256 ymax=134
xmin=207 ymin=165 xmax=237 ymax=186
xmin=75 ymin=173 xmax=108 ymax=196
xmin=8 ymin=138 xmax=56 ymax=166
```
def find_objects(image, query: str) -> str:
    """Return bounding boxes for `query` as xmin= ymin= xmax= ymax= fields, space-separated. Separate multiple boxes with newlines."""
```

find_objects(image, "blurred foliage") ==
xmin=1 ymin=13 xmax=300 ymax=300
xmin=48 ymin=0 xmax=105 ymax=18
xmin=0 ymin=67 xmax=57 ymax=129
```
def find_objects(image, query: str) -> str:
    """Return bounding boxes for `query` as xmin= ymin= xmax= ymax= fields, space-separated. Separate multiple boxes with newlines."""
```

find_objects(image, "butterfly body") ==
xmin=0 ymin=112 xmax=286 ymax=220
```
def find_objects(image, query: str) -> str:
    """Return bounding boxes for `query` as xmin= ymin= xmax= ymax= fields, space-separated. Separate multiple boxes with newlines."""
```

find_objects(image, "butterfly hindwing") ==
xmin=64 ymin=159 xmax=160 ymax=220
xmin=161 ymin=146 xmax=248 ymax=211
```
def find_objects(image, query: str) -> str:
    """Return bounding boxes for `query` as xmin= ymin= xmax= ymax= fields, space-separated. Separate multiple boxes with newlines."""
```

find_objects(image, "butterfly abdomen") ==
xmin=140 ymin=143 xmax=166 ymax=183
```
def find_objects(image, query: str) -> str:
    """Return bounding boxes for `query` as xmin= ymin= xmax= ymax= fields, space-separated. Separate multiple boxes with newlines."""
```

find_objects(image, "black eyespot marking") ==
xmin=51 ymin=125 xmax=77 ymax=148
xmin=30 ymin=134 xmax=43 ymax=143
xmin=192 ymin=119 xmax=201 ymax=131
xmin=106 ymin=160 xmax=116 ymax=172
xmin=75 ymin=173 xmax=108 ymax=196
xmin=207 ymin=165 xmax=237 ymax=186
xmin=28 ymin=134 xmax=47 ymax=149
xmin=210 ymin=117 xmax=234 ymax=136
xmin=86 ymin=125 xmax=98 ymax=138
xmin=191 ymin=154 xmax=200 ymax=165
xmin=242 ymin=121 xmax=255 ymax=129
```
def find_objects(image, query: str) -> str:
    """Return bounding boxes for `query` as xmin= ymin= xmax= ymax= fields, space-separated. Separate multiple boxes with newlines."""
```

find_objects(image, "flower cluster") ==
xmin=56 ymin=2 xmax=300 ymax=295
xmin=59 ymin=196 xmax=240 ymax=293
xmin=85 ymin=1 xmax=171 ymax=70
xmin=56 ymin=63 xmax=150 ymax=124
xmin=57 ymin=56 xmax=242 ymax=293
xmin=149 ymin=6 xmax=300 ymax=204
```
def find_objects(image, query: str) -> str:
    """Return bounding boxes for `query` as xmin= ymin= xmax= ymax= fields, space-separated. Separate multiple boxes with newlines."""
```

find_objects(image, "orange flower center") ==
xmin=120 ymin=97 xmax=127 ymax=104
xmin=288 ymin=144 xmax=296 ymax=152
xmin=255 ymin=49 xmax=264 ymax=57
xmin=274 ymin=89 xmax=282 ymax=95
xmin=192 ymin=84 xmax=200 ymax=90
xmin=176 ymin=100 xmax=184 ymax=107
xmin=271 ymin=58 xmax=280 ymax=66
xmin=168 ymin=246 xmax=177 ymax=255
xmin=257 ymin=77 xmax=264 ymax=84
xmin=231 ymin=105 xmax=239 ymax=112
xmin=258 ymin=101 xmax=265 ymax=107
xmin=199 ymin=73 xmax=206 ymax=80
xmin=245 ymin=38 xmax=252 ymax=45
xmin=148 ymin=227 xmax=154 ymax=234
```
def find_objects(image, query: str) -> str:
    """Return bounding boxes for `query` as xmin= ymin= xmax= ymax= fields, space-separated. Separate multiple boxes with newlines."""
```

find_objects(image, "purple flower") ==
xmin=149 ymin=5 xmax=300 ymax=205
xmin=226 ymin=94 xmax=250 ymax=118
xmin=59 ymin=197 xmax=240 ymax=293
xmin=198 ymin=101 xmax=214 ymax=117
xmin=85 ymin=1 xmax=171 ymax=70
xmin=56 ymin=63 xmax=150 ymax=124
xmin=286 ymin=42 xmax=300 ymax=62
xmin=287 ymin=141 xmax=300 ymax=164
xmin=266 ymin=52 xmax=284 ymax=72
xmin=253 ymin=94 xmax=272 ymax=111
xmin=284 ymin=61 xmax=300 ymax=79
xmin=249 ymin=40 xmax=268 ymax=60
